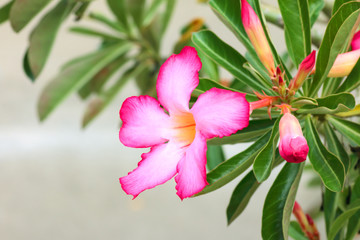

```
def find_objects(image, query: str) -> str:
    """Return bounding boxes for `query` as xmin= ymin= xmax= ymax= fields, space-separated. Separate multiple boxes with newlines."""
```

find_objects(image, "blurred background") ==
xmin=0 ymin=0 xmax=324 ymax=239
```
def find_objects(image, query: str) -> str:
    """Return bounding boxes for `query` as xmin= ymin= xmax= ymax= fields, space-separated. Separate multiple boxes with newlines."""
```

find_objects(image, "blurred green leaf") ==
xmin=69 ymin=26 xmax=123 ymax=41
xmin=0 ymin=1 xmax=13 ymax=24
xmin=143 ymin=0 xmax=165 ymax=26
xmin=23 ymin=49 xmax=35 ymax=81
xmin=38 ymin=42 xmax=131 ymax=121
xmin=328 ymin=116 xmax=360 ymax=146
xmin=106 ymin=0 xmax=128 ymax=29
xmin=253 ymin=117 xmax=280 ymax=182
xmin=328 ymin=199 xmax=360 ymax=240
xmin=262 ymin=162 xmax=304 ymax=240
xmin=9 ymin=0 xmax=51 ymax=32
xmin=345 ymin=176 xmax=360 ymax=240
xmin=305 ymin=115 xmax=345 ymax=192
xmin=28 ymin=1 xmax=75 ymax=79
xmin=336 ymin=57 xmax=360 ymax=93
xmin=197 ymin=50 xmax=219 ymax=81
xmin=159 ymin=0 xmax=175 ymax=36
xmin=278 ymin=0 xmax=311 ymax=66
xmin=309 ymin=2 xmax=360 ymax=97
xmin=296 ymin=92 xmax=355 ymax=114
xmin=82 ymin=62 xmax=147 ymax=127
xmin=323 ymin=188 xmax=339 ymax=236
xmin=127 ymin=0 xmax=145 ymax=28
xmin=208 ymin=118 xmax=276 ymax=145
xmin=288 ymin=221 xmax=308 ymax=240
xmin=206 ymin=145 xmax=225 ymax=171
xmin=324 ymin=122 xmax=350 ymax=174
xmin=196 ymin=130 xmax=271 ymax=196
xmin=192 ymin=30 xmax=272 ymax=94
xmin=309 ymin=0 xmax=325 ymax=26
xmin=89 ymin=12 xmax=126 ymax=32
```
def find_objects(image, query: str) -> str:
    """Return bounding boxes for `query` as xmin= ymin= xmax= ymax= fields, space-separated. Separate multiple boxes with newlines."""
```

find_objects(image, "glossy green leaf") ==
xmin=192 ymin=30 xmax=271 ymax=94
xmin=278 ymin=0 xmax=311 ymax=66
xmin=309 ymin=2 xmax=360 ymax=97
xmin=333 ymin=0 xmax=352 ymax=15
xmin=288 ymin=221 xmax=308 ymax=240
xmin=197 ymin=50 xmax=219 ymax=82
xmin=296 ymin=92 xmax=355 ymax=115
xmin=253 ymin=117 xmax=280 ymax=182
xmin=0 ymin=1 xmax=13 ymax=24
xmin=209 ymin=0 xmax=267 ymax=76
xmin=328 ymin=116 xmax=360 ymax=146
xmin=262 ymin=162 xmax=304 ymax=240
xmin=69 ymin=26 xmax=123 ymax=41
xmin=196 ymin=130 xmax=271 ymax=196
xmin=305 ymin=115 xmax=345 ymax=192
xmin=208 ymin=119 xmax=276 ymax=145
xmin=336 ymin=57 xmax=360 ymax=93
xmin=328 ymin=199 xmax=360 ymax=240
xmin=82 ymin=63 xmax=146 ymax=127
xmin=38 ymin=43 xmax=131 ymax=121
xmin=345 ymin=176 xmax=360 ymax=240
xmin=324 ymin=122 xmax=350 ymax=174
xmin=309 ymin=0 xmax=325 ymax=26
xmin=227 ymin=153 xmax=283 ymax=225
xmin=291 ymin=96 xmax=318 ymax=107
xmin=78 ymin=56 xmax=127 ymax=99
xmin=28 ymin=1 xmax=75 ymax=79
xmin=323 ymin=188 xmax=339 ymax=235
xmin=206 ymin=145 xmax=225 ymax=171
xmin=106 ymin=0 xmax=128 ymax=29
xmin=9 ymin=0 xmax=51 ymax=32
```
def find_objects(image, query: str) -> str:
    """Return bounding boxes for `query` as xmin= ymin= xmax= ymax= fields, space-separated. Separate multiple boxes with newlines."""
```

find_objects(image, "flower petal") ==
xmin=119 ymin=95 xmax=170 ymax=148
xmin=351 ymin=30 xmax=360 ymax=50
xmin=175 ymin=133 xmax=208 ymax=199
xmin=191 ymin=88 xmax=250 ymax=139
xmin=156 ymin=46 xmax=202 ymax=114
xmin=120 ymin=142 xmax=185 ymax=198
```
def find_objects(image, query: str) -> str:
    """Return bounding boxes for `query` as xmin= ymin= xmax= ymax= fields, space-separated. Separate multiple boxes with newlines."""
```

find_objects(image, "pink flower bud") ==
xmin=289 ymin=51 xmax=316 ymax=91
xmin=351 ymin=30 xmax=360 ymax=50
xmin=279 ymin=113 xmax=309 ymax=163
xmin=328 ymin=49 xmax=360 ymax=77
xmin=241 ymin=0 xmax=275 ymax=76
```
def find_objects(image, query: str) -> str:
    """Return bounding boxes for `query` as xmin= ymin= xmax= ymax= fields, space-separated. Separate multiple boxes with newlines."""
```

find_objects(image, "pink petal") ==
xmin=190 ymin=88 xmax=250 ymax=139
xmin=156 ymin=46 xmax=202 ymax=114
xmin=119 ymin=95 xmax=170 ymax=148
xmin=351 ymin=30 xmax=360 ymax=50
xmin=175 ymin=133 xmax=208 ymax=200
xmin=279 ymin=135 xmax=309 ymax=163
xmin=120 ymin=142 xmax=185 ymax=198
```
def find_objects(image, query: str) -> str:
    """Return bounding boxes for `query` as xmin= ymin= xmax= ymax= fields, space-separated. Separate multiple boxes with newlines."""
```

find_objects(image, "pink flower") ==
xmin=278 ymin=113 xmax=309 ymax=163
xmin=327 ymin=30 xmax=360 ymax=78
xmin=119 ymin=47 xmax=250 ymax=199
xmin=241 ymin=0 xmax=275 ymax=76
xmin=289 ymin=51 xmax=316 ymax=92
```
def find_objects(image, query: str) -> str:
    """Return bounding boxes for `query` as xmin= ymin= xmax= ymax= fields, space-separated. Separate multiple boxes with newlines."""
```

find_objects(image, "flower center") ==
xmin=171 ymin=112 xmax=196 ymax=146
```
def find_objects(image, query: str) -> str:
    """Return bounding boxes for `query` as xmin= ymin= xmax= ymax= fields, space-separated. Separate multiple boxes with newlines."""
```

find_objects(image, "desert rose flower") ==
xmin=278 ymin=113 xmax=309 ymax=163
xmin=241 ymin=0 xmax=275 ymax=76
xmin=289 ymin=51 xmax=316 ymax=92
xmin=119 ymin=47 xmax=250 ymax=199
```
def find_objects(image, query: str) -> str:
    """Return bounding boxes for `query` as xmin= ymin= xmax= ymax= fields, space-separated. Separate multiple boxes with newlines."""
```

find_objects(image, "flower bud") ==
xmin=327 ymin=49 xmax=360 ymax=77
xmin=289 ymin=51 xmax=316 ymax=91
xmin=279 ymin=113 xmax=309 ymax=163
xmin=351 ymin=30 xmax=360 ymax=50
xmin=241 ymin=0 xmax=275 ymax=76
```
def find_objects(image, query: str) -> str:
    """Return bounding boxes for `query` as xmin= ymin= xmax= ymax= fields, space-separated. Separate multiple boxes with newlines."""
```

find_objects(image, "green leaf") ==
xmin=82 ymin=62 xmax=147 ymax=127
xmin=333 ymin=0 xmax=352 ymax=15
xmin=208 ymin=119 xmax=276 ymax=145
xmin=262 ymin=162 xmax=304 ymax=240
xmin=296 ymin=92 xmax=355 ymax=115
xmin=253 ymin=117 xmax=280 ymax=182
xmin=88 ymin=12 xmax=126 ymax=32
xmin=328 ymin=199 xmax=360 ymax=240
xmin=328 ymin=116 xmax=360 ymax=146
xmin=159 ymin=0 xmax=175 ymax=36
xmin=206 ymin=145 xmax=225 ymax=171
xmin=309 ymin=0 xmax=325 ymax=26
xmin=195 ymin=130 xmax=271 ymax=196
xmin=278 ymin=0 xmax=311 ymax=66
xmin=291 ymin=96 xmax=318 ymax=107
xmin=143 ymin=0 xmax=165 ymax=26
xmin=288 ymin=221 xmax=308 ymax=240
xmin=323 ymin=188 xmax=339 ymax=235
xmin=324 ymin=122 xmax=350 ymax=174
xmin=127 ymin=0 xmax=145 ymax=27
xmin=38 ymin=42 xmax=131 ymax=121
xmin=0 ymin=1 xmax=13 ymax=24
xmin=69 ymin=26 xmax=123 ymax=41
xmin=227 ymin=171 xmax=260 ymax=224
xmin=227 ymin=152 xmax=283 ymax=225
xmin=197 ymin=50 xmax=219 ymax=81
xmin=309 ymin=2 xmax=360 ymax=97
xmin=305 ymin=115 xmax=345 ymax=192
xmin=27 ymin=1 xmax=75 ymax=79
xmin=78 ymin=55 xmax=128 ymax=99
xmin=106 ymin=0 xmax=128 ymax=29
xmin=345 ymin=176 xmax=360 ymax=240
xmin=336 ymin=57 xmax=360 ymax=93
xmin=9 ymin=0 xmax=51 ymax=32
xmin=192 ymin=30 xmax=272 ymax=94
xmin=209 ymin=0 xmax=267 ymax=76
xmin=23 ymin=49 xmax=35 ymax=81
